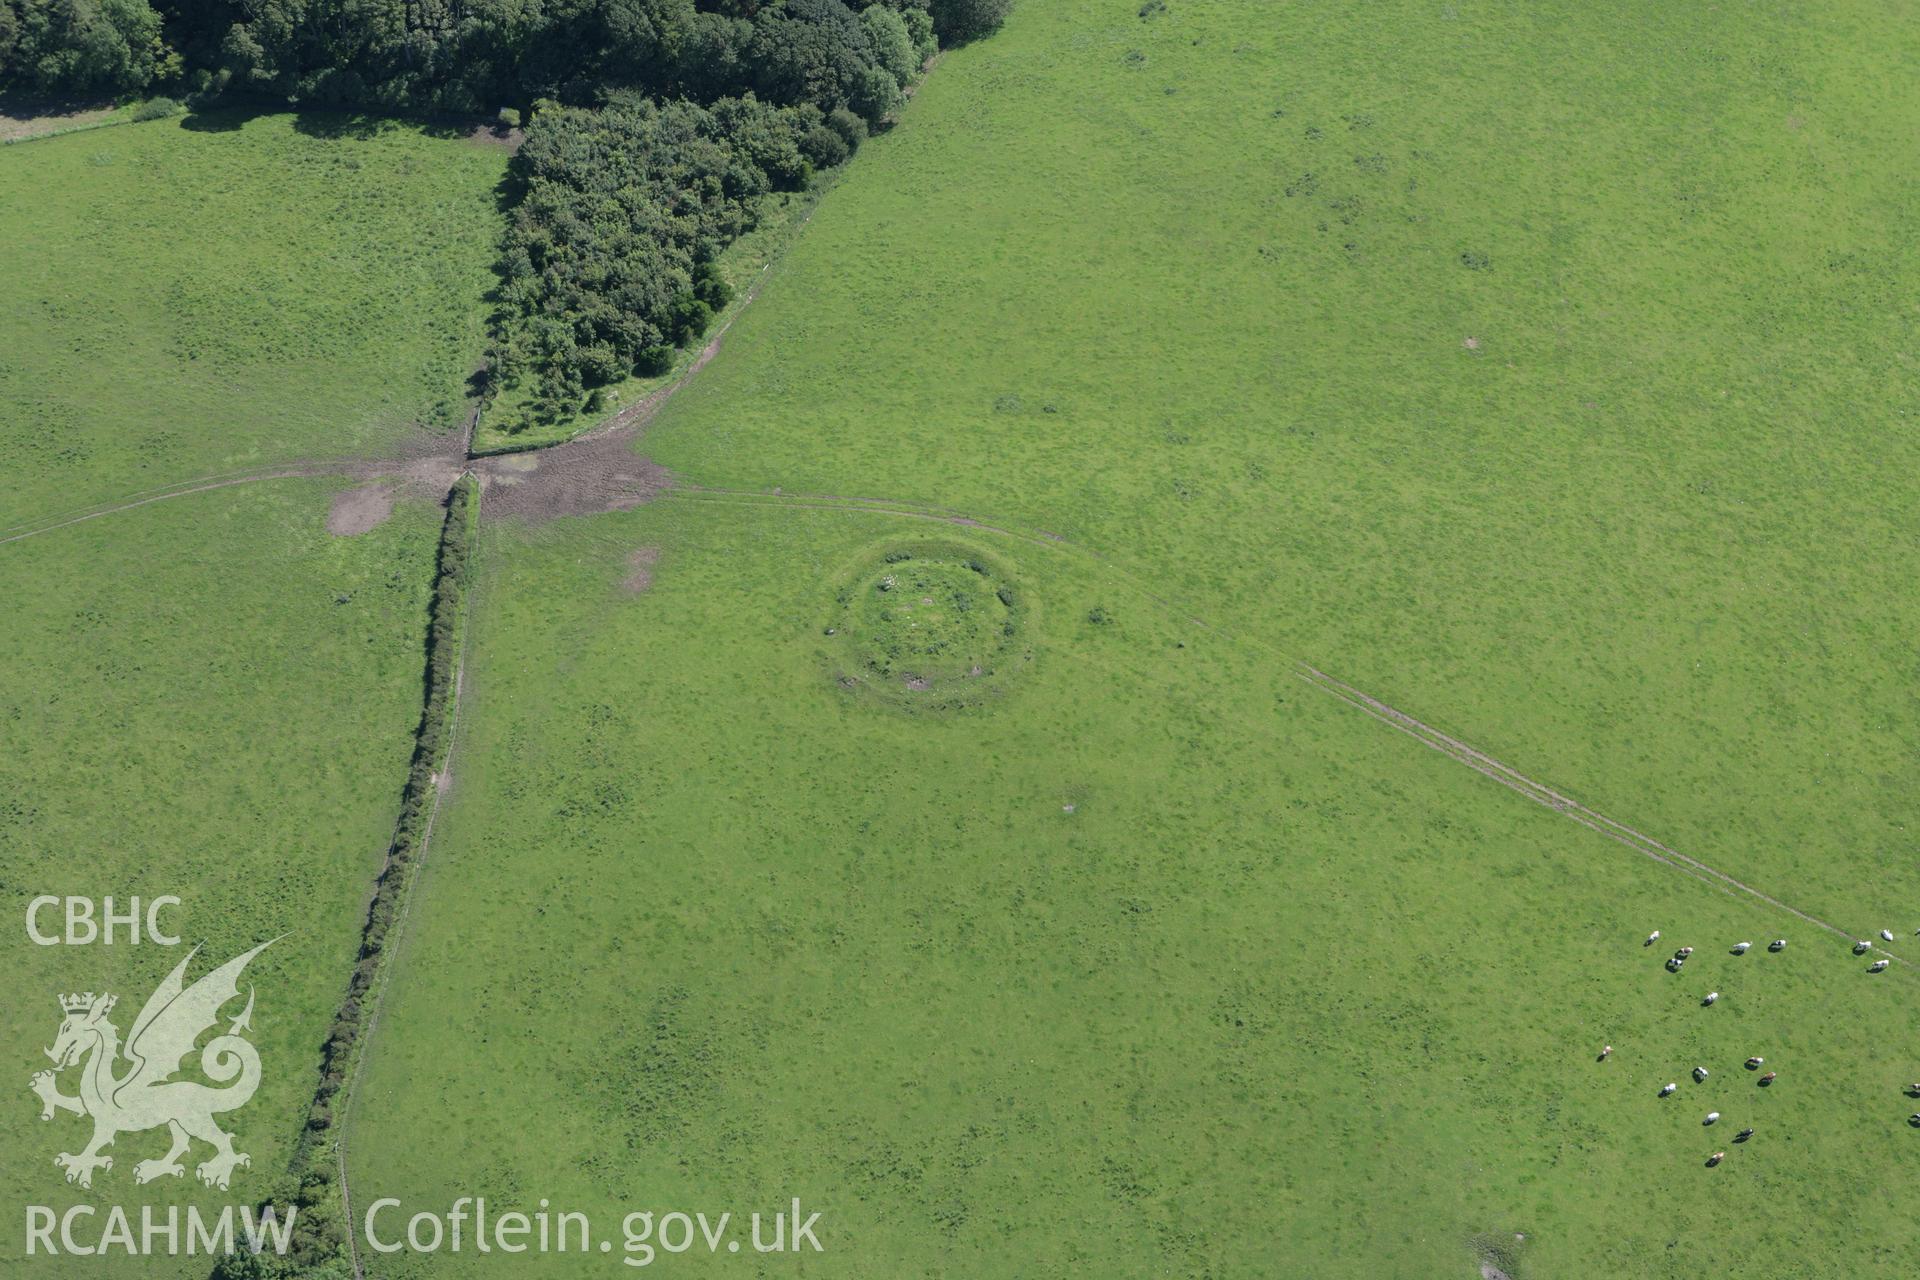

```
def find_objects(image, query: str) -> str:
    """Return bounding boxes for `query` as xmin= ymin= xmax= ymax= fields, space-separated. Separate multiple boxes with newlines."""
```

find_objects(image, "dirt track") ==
xmin=472 ymin=428 xmax=672 ymax=522
xmin=666 ymin=484 xmax=1905 ymax=967
xmin=2 ymin=432 xmax=464 ymax=545
xmin=1292 ymin=664 xmax=1896 ymax=960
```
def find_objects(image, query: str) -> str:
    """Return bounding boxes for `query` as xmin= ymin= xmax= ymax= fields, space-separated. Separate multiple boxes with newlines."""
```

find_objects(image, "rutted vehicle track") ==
xmin=667 ymin=484 xmax=1906 ymax=971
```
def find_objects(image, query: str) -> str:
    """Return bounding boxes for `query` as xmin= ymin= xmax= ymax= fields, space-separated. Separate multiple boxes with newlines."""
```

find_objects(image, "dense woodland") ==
xmin=2 ymin=0 xmax=1010 ymax=424
xmin=0 ymin=0 xmax=1008 ymax=106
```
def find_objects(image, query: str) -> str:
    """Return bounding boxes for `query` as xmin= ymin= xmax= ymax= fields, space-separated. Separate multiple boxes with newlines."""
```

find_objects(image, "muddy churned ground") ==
xmin=325 ymin=483 xmax=397 ymax=535
xmin=472 ymin=428 xmax=672 ymax=523
xmin=323 ymin=433 xmax=468 ymax=536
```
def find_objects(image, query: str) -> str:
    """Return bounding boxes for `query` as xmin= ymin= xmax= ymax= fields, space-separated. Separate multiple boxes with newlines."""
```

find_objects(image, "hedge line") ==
xmin=214 ymin=475 xmax=479 ymax=1280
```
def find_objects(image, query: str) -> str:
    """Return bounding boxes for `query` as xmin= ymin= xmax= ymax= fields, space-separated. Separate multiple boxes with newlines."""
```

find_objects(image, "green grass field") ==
xmin=349 ymin=500 xmax=1920 ymax=1277
xmin=9 ymin=0 xmax=1920 ymax=1274
xmin=0 ymin=480 xmax=441 ymax=1278
xmin=344 ymin=1 xmax=1920 ymax=1275
xmin=0 ymin=110 xmax=505 ymax=522
xmin=648 ymin=0 xmax=1920 ymax=934
xmin=0 ymin=111 xmax=509 ymax=1275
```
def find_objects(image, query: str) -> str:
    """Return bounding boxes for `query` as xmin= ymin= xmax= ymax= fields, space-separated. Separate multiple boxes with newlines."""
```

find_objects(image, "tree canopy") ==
xmin=1 ymin=0 xmax=1014 ymax=438
xmin=2 ymin=0 xmax=1005 ymax=111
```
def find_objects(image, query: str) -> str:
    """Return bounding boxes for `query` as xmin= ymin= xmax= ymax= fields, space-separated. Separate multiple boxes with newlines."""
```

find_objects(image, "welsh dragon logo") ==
xmin=29 ymin=941 xmax=273 ymax=1191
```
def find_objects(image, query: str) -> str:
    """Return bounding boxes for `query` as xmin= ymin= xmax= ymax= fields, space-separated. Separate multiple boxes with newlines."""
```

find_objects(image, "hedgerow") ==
xmin=213 ymin=476 xmax=477 ymax=1279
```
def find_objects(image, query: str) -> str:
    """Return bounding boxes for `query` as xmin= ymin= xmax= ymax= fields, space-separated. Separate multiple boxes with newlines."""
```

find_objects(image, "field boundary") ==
xmin=331 ymin=470 xmax=482 ymax=1280
xmin=232 ymin=473 xmax=481 ymax=1276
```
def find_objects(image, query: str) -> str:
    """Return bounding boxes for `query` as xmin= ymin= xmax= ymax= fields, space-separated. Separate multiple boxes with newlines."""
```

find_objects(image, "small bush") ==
xmin=801 ymin=123 xmax=851 ymax=170
xmin=496 ymin=106 xmax=521 ymax=129
xmin=827 ymin=106 xmax=868 ymax=151
xmin=851 ymin=65 xmax=905 ymax=123
xmin=667 ymin=293 xmax=714 ymax=344
xmin=132 ymin=97 xmax=182 ymax=121
xmin=932 ymin=0 xmax=1014 ymax=44
xmin=576 ymin=344 xmax=622 ymax=387
xmin=692 ymin=261 xmax=733 ymax=310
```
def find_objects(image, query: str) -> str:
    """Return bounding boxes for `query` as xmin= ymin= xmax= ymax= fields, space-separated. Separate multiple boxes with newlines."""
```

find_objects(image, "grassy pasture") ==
xmin=3 ymin=0 xmax=1913 ymax=1273
xmin=648 ymin=0 xmax=1920 ymax=936
xmin=0 ymin=110 xmax=505 ymax=523
xmin=0 ymin=109 xmax=507 ymax=1275
xmin=349 ymin=0 xmax=1920 ymax=1273
xmin=0 ymin=480 xmax=440 ymax=1277
xmin=349 ymin=499 xmax=1920 ymax=1277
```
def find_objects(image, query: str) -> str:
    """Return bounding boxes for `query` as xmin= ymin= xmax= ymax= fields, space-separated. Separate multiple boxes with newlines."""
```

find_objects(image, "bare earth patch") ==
xmin=466 ymin=123 xmax=525 ymax=153
xmin=327 ymin=429 xmax=469 ymax=535
xmin=622 ymin=546 xmax=661 ymax=593
xmin=0 ymin=102 xmax=117 ymax=142
xmin=474 ymin=428 xmax=672 ymax=523
xmin=327 ymin=482 xmax=398 ymax=536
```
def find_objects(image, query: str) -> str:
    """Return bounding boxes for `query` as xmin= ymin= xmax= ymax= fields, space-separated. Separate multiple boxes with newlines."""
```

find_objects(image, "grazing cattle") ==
xmin=1707 ymin=1151 xmax=1726 ymax=1166
xmin=1769 ymin=939 xmax=1787 ymax=951
xmin=1600 ymin=1045 xmax=1613 ymax=1060
xmin=1660 ymin=1083 xmax=1677 ymax=1097
xmin=1870 ymin=959 xmax=1890 ymax=973
xmin=1694 ymin=1067 xmax=1710 ymax=1082
xmin=1667 ymin=957 xmax=1684 ymax=972
xmin=1856 ymin=940 xmax=1873 ymax=954
xmin=1703 ymin=992 xmax=1719 ymax=1005
xmin=1906 ymin=1084 xmax=1920 ymax=1096
xmin=1745 ymin=1057 xmax=1765 ymax=1069
xmin=1677 ymin=947 xmax=1694 ymax=958
xmin=1881 ymin=929 xmax=1895 ymax=943
xmin=1735 ymin=1127 xmax=1755 ymax=1142
xmin=1646 ymin=930 xmax=1661 ymax=946
xmin=1704 ymin=1112 xmax=1720 ymax=1125
xmin=1909 ymin=1114 xmax=1920 ymax=1128
xmin=1759 ymin=1071 xmax=1776 ymax=1085
xmin=1732 ymin=941 xmax=1751 ymax=954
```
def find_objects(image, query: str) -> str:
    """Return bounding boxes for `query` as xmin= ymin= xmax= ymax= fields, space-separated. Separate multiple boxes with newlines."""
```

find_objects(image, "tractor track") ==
xmin=665 ymin=483 xmax=1904 ymax=969
xmin=0 ymin=465 xmax=354 ymax=545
